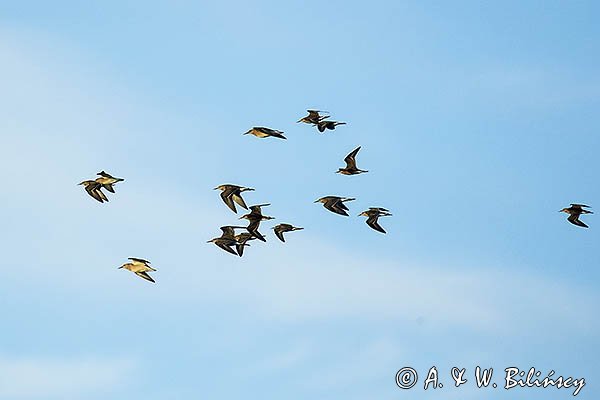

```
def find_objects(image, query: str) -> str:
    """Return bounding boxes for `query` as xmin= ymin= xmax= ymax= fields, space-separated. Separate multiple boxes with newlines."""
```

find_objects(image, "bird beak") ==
xmin=118 ymin=265 xmax=123 ymax=269
xmin=243 ymin=130 xmax=250 ymax=135
xmin=314 ymin=200 xmax=319 ymax=203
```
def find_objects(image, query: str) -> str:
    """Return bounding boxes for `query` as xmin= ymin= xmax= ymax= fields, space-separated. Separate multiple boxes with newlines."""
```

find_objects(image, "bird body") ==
xmin=234 ymin=232 xmax=256 ymax=256
xmin=337 ymin=146 xmax=368 ymax=175
xmin=315 ymin=196 xmax=355 ymax=216
xmin=119 ymin=258 xmax=157 ymax=283
xmin=297 ymin=110 xmax=329 ymax=125
xmin=359 ymin=207 xmax=392 ymax=233
xmin=95 ymin=171 xmax=124 ymax=193
xmin=317 ymin=120 xmax=346 ymax=132
xmin=239 ymin=204 xmax=274 ymax=241
xmin=272 ymin=223 xmax=303 ymax=242
xmin=214 ymin=184 xmax=255 ymax=213
xmin=244 ymin=127 xmax=286 ymax=140
xmin=560 ymin=204 xmax=593 ymax=228
xmin=208 ymin=226 xmax=247 ymax=255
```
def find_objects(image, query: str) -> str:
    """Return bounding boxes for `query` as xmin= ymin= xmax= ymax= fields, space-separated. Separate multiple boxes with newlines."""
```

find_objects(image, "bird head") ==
xmin=243 ymin=129 xmax=252 ymax=135
xmin=214 ymin=185 xmax=225 ymax=191
xmin=358 ymin=211 xmax=368 ymax=217
xmin=559 ymin=208 xmax=569 ymax=213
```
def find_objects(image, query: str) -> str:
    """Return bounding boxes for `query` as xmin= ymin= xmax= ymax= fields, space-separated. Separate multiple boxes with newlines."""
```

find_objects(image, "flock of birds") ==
xmin=78 ymin=109 xmax=593 ymax=284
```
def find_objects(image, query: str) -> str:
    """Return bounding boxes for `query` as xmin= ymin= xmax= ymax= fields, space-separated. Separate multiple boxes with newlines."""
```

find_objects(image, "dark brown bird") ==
xmin=297 ymin=110 xmax=329 ymax=125
xmin=314 ymin=196 xmax=355 ymax=216
xmin=207 ymin=226 xmax=246 ymax=255
xmin=359 ymin=207 xmax=392 ymax=234
xmin=214 ymin=184 xmax=255 ymax=213
xmin=272 ymin=223 xmax=303 ymax=242
xmin=79 ymin=180 xmax=108 ymax=203
xmin=239 ymin=204 xmax=275 ymax=241
xmin=234 ymin=232 xmax=256 ymax=257
xmin=560 ymin=204 xmax=593 ymax=228
xmin=337 ymin=146 xmax=368 ymax=175
xmin=317 ymin=120 xmax=346 ymax=132
xmin=244 ymin=127 xmax=286 ymax=140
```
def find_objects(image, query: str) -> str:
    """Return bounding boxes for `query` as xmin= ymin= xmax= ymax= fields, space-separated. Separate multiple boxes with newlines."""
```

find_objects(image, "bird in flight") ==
xmin=244 ymin=127 xmax=287 ymax=140
xmin=239 ymin=204 xmax=275 ymax=241
xmin=119 ymin=257 xmax=157 ymax=283
xmin=560 ymin=204 xmax=593 ymax=228
xmin=317 ymin=119 xmax=346 ymax=133
xmin=95 ymin=171 xmax=124 ymax=193
xmin=214 ymin=184 xmax=255 ymax=213
xmin=234 ymin=232 xmax=256 ymax=257
xmin=315 ymin=196 xmax=355 ymax=216
xmin=207 ymin=226 xmax=247 ymax=255
xmin=79 ymin=180 xmax=109 ymax=203
xmin=297 ymin=110 xmax=329 ymax=125
xmin=337 ymin=146 xmax=368 ymax=175
xmin=272 ymin=223 xmax=303 ymax=242
xmin=359 ymin=207 xmax=392 ymax=233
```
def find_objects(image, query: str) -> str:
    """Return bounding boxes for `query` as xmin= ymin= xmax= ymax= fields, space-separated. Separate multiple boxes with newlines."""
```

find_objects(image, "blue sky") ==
xmin=0 ymin=1 xmax=598 ymax=399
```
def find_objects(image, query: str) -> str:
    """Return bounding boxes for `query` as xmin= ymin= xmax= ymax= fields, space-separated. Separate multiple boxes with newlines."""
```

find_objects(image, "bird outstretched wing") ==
xmin=366 ymin=215 xmax=386 ymax=233
xmin=568 ymin=214 xmax=588 ymax=228
xmin=344 ymin=146 xmax=361 ymax=169
xmin=135 ymin=271 xmax=155 ymax=283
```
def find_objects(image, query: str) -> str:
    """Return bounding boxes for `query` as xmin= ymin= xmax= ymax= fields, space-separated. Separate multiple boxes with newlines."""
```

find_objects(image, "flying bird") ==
xmin=297 ymin=110 xmax=329 ymax=125
xmin=214 ymin=184 xmax=255 ymax=213
xmin=560 ymin=204 xmax=593 ymax=228
xmin=234 ymin=232 xmax=256 ymax=257
xmin=239 ymin=204 xmax=274 ymax=241
xmin=314 ymin=196 xmax=355 ymax=216
xmin=119 ymin=257 xmax=157 ymax=283
xmin=95 ymin=171 xmax=124 ymax=193
xmin=337 ymin=146 xmax=368 ymax=175
xmin=359 ymin=207 xmax=392 ymax=233
xmin=79 ymin=180 xmax=109 ymax=203
xmin=244 ymin=127 xmax=286 ymax=140
xmin=272 ymin=223 xmax=303 ymax=242
xmin=317 ymin=120 xmax=346 ymax=133
xmin=207 ymin=226 xmax=246 ymax=255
